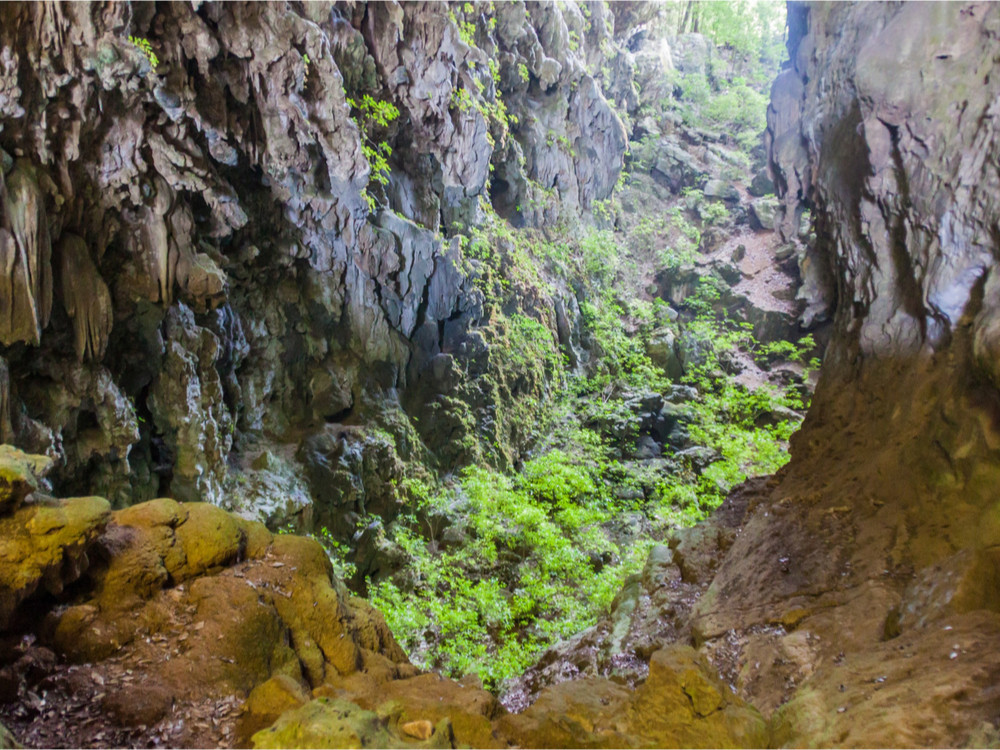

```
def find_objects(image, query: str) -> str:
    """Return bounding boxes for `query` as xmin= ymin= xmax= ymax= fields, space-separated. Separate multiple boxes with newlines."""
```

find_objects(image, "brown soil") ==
xmin=1 ymin=635 xmax=242 ymax=749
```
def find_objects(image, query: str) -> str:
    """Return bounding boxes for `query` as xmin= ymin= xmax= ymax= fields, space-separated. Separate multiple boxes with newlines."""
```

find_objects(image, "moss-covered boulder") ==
xmin=251 ymin=698 xmax=453 ymax=750
xmin=336 ymin=672 xmax=505 ymax=749
xmin=0 ymin=495 xmax=109 ymax=630
xmin=35 ymin=496 xmax=415 ymax=746
xmin=241 ymin=674 xmax=311 ymax=739
xmin=0 ymin=445 xmax=52 ymax=514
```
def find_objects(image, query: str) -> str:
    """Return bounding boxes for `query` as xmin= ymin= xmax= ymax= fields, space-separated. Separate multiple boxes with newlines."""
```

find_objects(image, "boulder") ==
xmin=0 ymin=446 xmax=52 ymax=515
xmin=645 ymin=327 xmax=683 ymax=379
xmin=747 ymin=169 xmax=774 ymax=197
xmin=0 ymin=495 xmax=110 ymax=630
xmin=748 ymin=196 xmax=779 ymax=231
xmin=243 ymin=674 xmax=311 ymax=736
xmin=499 ymin=646 xmax=766 ymax=748
xmin=252 ymin=697 xmax=458 ymax=749
xmin=703 ymin=179 xmax=740 ymax=203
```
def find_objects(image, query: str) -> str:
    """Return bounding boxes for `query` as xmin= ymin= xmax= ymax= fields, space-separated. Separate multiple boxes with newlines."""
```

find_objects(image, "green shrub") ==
xmin=368 ymin=465 xmax=651 ymax=691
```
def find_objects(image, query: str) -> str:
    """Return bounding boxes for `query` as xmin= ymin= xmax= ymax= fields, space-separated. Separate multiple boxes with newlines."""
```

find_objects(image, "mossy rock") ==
xmin=240 ymin=518 xmax=274 ymax=559
xmin=252 ymin=697 xmax=451 ymax=749
xmin=496 ymin=678 xmax=633 ymax=748
xmin=115 ymin=497 xmax=189 ymax=575
xmin=265 ymin=535 xmax=361 ymax=680
xmin=626 ymin=646 xmax=767 ymax=748
xmin=0 ymin=496 xmax=110 ymax=629
xmin=248 ymin=674 xmax=310 ymax=725
xmin=172 ymin=502 xmax=245 ymax=580
xmin=0 ymin=445 xmax=52 ymax=514
xmin=361 ymin=673 xmax=503 ymax=748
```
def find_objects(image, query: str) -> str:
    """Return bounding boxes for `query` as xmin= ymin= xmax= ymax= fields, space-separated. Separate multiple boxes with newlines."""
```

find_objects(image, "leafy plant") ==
xmin=346 ymin=94 xmax=400 ymax=211
xmin=128 ymin=36 xmax=158 ymax=70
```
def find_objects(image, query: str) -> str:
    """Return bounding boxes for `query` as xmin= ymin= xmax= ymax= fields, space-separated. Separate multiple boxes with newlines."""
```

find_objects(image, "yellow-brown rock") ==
xmin=344 ymin=671 xmax=504 ymax=749
xmin=172 ymin=501 xmax=246 ymax=579
xmin=246 ymin=674 xmax=311 ymax=728
xmin=32 ymin=496 xmax=411 ymax=746
xmin=251 ymin=698 xmax=453 ymax=750
xmin=498 ymin=646 xmax=766 ymax=749
xmin=0 ymin=495 xmax=110 ymax=630
xmin=0 ymin=445 xmax=51 ymax=514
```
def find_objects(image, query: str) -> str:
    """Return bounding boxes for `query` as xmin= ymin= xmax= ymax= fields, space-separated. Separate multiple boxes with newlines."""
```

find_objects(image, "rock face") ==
xmin=681 ymin=2 xmax=1000 ymax=745
xmin=0 ymin=447 xmax=431 ymax=748
xmin=0 ymin=451 xmax=766 ymax=750
xmin=0 ymin=1 xmax=625 ymax=525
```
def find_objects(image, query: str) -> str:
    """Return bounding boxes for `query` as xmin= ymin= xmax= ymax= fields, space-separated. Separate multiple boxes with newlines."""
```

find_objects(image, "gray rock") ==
xmin=633 ymin=435 xmax=662 ymax=460
xmin=749 ymin=196 xmax=779 ymax=231
xmin=674 ymin=446 xmax=720 ymax=471
xmin=747 ymin=168 xmax=774 ymax=197
xmin=645 ymin=327 xmax=683 ymax=380
xmin=670 ymin=34 xmax=713 ymax=76
xmin=651 ymin=137 xmax=707 ymax=192
xmin=702 ymin=179 xmax=740 ymax=203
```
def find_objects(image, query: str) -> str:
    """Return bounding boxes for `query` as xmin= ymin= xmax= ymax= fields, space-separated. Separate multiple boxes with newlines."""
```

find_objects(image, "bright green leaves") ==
xmin=368 ymin=457 xmax=650 ymax=691
xmin=128 ymin=36 xmax=158 ymax=72
xmin=346 ymin=94 xmax=400 ymax=211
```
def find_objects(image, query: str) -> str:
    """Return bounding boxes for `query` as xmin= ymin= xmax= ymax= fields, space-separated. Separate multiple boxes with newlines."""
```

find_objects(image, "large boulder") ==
xmin=0 ymin=494 xmax=110 ymax=630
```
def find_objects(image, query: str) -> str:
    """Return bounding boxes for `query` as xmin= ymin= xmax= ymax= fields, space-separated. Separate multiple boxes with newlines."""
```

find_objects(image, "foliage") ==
xmin=346 ymin=95 xmax=400 ymax=211
xmin=128 ymin=36 xmax=158 ymax=70
xmin=670 ymin=279 xmax=816 ymax=510
xmin=357 ymin=0 xmax=814 ymax=700
xmin=448 ymin=2 xmax=480 ymax=46
xmin=369 ymin=456 xmax=650 ymax=691
xmin=694 ymin=0 xmax=787 ymax=85
xmin=445 ymin=5 xmax=512 ymax=150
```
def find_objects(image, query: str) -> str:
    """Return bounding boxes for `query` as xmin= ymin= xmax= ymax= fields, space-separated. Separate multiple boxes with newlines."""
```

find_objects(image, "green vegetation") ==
xmin=128 ymin=36 xmax=158 ymax=70
xmin=675 ymin=71 xmax=770 ymax=152
xmin=370 ymin=218 xmax=814 ymax=692
xmin=346 ymin=94 xmax=400 ymax=211
xmin=359 ymin=0 xmax=807 ymax=697
xmin=632 ymin=1 xmax=785 ymax=157
xmin=693 ymin=0 xmax=787 ymax=84
xmin=370 ymin=453 xmax=652 ymax=690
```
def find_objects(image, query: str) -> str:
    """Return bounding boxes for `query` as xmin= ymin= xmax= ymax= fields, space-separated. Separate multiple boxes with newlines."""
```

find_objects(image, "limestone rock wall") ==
xmin=0 ymin=2 xmax=626 ymax=509
xmin=684 ymin=2 xmax=1000 ymax=744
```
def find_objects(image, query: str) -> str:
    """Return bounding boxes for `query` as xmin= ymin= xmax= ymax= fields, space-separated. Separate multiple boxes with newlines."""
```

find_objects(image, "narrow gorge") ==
xmin=0 ymin=1 xmax=998 ymax=747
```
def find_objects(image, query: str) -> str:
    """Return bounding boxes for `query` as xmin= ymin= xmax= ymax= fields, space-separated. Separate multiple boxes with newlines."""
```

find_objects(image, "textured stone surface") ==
xmin=0 ymin=1 xmax=624 ymax=518
xmin=0 ymin=445 xmax=51 ymax=514
xmin=499 ymin=645 xmax=767 ymax=749
xmin=0 ymin=494 xmax=110 ymax=630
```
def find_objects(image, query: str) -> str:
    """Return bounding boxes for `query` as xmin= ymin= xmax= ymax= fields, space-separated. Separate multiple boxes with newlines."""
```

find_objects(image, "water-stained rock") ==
xmin=0 ymin=162 xmax=52 ymax=347
xmin=56 ymin=234 xmax=113 ymax=362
